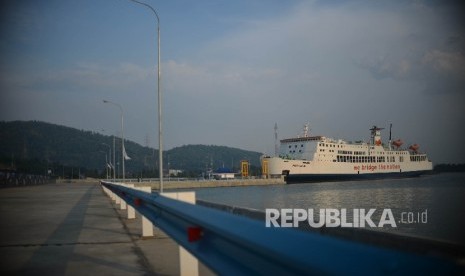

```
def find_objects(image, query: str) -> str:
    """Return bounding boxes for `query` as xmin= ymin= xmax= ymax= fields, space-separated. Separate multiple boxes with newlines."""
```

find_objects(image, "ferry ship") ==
xmin=261 ymin=124 xmax=432 ymax=183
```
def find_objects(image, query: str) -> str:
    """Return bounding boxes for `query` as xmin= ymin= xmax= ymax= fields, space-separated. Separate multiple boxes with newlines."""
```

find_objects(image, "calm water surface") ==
xmin=193 ymin=173 xmax=465 ymax=245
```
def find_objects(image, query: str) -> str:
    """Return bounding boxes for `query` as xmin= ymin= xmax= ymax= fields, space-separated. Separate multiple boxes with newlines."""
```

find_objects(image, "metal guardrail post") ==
xmin=163 ymin=192 xmax=199 ymax=276
xmin=109 ymin=187 xmax=116 ymax=201
xmin=136 ymin=186 xmax=154 ymax=238
xmin=120 ymin=185 xmax=128 ymax=210
xmin=125 ymin=184 xmax=136 ymax=219
xmin=115 ymin=192 xmax=122 ymax=205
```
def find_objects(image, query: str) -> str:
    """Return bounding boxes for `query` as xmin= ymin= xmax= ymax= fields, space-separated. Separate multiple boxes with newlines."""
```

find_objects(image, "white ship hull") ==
xmin=263 ymin=156 xmax=432 ymax=183
xmin=261 ymin=125 xmax=433 ymax=184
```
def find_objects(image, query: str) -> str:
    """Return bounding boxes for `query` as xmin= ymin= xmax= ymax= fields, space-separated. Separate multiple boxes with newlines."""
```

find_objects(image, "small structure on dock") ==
xmin=212 ymin=167 xmax=235 ymax=180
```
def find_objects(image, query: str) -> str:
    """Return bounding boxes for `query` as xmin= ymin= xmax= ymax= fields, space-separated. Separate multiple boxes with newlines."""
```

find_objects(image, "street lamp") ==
xmin=99 ymin=151 xmax=109 ymax=179
xmin=129 ymin=0 xmax=164 ymax=192
xmin=103 ymin=99 xmax=126 ymax=181
xmin=101 ymin=143 xmax=112 ymax=180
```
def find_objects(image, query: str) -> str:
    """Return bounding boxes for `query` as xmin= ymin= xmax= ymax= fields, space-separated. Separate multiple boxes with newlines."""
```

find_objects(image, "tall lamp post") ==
xmin=101 ymin=143 xmax=112 ymax=180
xmin=129 ymin=0 xmax=163 ymax=192
xmin=99 ymin=151 xmax=109 ymax=179
xmin=103 ymin=100 xmax=126 ymax=181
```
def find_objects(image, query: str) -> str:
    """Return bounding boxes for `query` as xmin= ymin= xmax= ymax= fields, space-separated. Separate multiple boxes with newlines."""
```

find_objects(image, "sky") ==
xmin=1 ymin=0 xmax=464 ymax=164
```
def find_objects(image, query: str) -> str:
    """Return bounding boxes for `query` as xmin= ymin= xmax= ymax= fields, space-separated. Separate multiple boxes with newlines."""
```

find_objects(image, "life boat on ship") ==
xmin=392 ymin=139 xmax=403 ymax=148
xmin=409 ymin=144 xmax=420 ymax=152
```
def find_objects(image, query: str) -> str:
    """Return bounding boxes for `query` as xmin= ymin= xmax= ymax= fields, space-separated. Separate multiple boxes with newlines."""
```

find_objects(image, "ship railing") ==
xmin=100 ymin=181 xmax=459 ymax=275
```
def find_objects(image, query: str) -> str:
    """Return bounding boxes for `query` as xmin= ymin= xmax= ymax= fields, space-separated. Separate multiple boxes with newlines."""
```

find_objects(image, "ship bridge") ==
xmin=279 ymin=125 xmax=323 ymax=160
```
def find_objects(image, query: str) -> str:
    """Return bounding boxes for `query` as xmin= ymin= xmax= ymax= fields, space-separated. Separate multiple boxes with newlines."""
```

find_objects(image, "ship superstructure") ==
xmin=261 ymin=124 xmax=432 ymax=183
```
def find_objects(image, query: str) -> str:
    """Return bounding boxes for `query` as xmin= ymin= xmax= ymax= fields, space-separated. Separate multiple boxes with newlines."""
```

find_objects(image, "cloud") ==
xmin=357 ymin=44 xmax=465 ymax=94
xmin=0 ymin=62 xmax=153 ymax=94
xmin=2 ymin=0 xmax=465 ymax=163
xmin=69 ymin=62 xmax=153 ymax=89
xmin=158 ymin=0 xmax=465 ymax=160
xmin=163 ymin=59 xmax=287 ymax=100
xmin=422 ymin=49 xmax=465 ymax=76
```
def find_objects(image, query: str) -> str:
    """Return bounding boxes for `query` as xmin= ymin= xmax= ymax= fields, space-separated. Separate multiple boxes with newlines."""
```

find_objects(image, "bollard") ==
xmin=163 ymin=192 xmax=199 ymax=276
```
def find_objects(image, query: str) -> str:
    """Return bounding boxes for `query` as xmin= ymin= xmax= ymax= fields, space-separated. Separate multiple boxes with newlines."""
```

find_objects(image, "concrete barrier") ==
xmin=133 ymin=178 xmax=284 ymax=190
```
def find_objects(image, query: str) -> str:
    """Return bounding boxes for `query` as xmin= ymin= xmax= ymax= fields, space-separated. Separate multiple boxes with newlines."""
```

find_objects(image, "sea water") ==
xmin=194 ymin=173 xmax=465 ymax=245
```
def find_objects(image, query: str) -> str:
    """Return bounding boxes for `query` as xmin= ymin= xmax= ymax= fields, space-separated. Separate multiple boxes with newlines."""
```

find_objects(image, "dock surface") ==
xmin=0 ymin=182 xmax=212 ymax=275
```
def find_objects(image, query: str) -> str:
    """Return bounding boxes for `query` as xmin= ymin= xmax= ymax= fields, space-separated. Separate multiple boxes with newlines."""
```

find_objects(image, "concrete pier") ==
xmin=132 ymin=178 xmax=285 ymax=190
xmin=0 ymin=182 xmax=213 ymax=275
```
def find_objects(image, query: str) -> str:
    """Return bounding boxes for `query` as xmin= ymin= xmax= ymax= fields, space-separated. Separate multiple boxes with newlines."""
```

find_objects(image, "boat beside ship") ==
xmin=261 ymin=124 xmax=433 ymax=184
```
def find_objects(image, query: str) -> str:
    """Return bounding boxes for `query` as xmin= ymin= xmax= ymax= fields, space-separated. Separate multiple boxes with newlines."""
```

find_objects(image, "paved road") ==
xmin=0 ymin=182 xmax=213 ymax=275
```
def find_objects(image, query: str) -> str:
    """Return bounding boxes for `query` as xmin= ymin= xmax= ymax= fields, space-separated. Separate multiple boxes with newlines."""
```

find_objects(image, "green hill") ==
xmin=167 ymin=144 xmax=261 ymax=172
xmin=0 ymin=121 xmax=262 ymax=178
